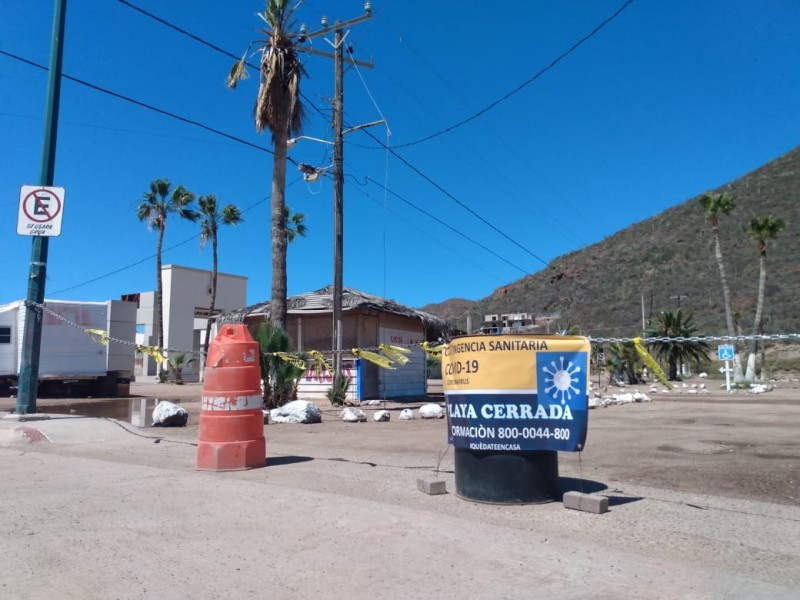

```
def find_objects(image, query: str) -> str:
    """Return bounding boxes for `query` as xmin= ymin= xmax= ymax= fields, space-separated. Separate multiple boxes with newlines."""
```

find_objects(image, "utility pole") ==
xmin=17 ymin=0 xmax=67 ymax=415
xmin=332 ymin=27 xmax=345 ymax=379
xmin=297 ymin=3 xmax=373 ymax=379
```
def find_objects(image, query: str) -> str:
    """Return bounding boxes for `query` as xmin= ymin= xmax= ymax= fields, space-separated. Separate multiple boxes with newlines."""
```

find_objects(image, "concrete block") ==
xmin=562 ymin=491 xmax=583 ymax=510
xmin=417 ymin=477 xmax=447 ymax=495
xmin=562 ymin=491 xmax=609 ymax=514
xmin=581 ymin=494 xmax=609 ymax=514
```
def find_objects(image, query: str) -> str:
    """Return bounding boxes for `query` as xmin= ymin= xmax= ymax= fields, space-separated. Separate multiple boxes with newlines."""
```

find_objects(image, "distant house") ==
xmin=480 ymin=312 xmax=560 ymax=334
xmin=123 ymin=264 xmax=247 ymax=381
xmin=217 ymin=286 xmax=450 ymax=402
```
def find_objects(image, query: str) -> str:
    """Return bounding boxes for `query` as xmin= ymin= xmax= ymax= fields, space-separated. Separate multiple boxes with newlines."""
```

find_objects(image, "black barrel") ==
xmin=454 ymin=448 xmax=559 ymax=504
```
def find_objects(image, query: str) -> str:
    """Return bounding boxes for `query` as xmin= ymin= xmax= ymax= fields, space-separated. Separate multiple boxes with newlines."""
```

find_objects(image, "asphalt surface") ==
xmin=0 ymin=379 xmax=798 ymax=599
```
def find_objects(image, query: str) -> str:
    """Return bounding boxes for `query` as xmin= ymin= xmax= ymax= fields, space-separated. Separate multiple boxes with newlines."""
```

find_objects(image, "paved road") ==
xmin=0 ymin=380 xmax=798 ymax=599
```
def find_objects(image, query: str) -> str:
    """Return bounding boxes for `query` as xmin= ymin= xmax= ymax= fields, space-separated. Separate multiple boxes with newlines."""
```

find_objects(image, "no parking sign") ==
xmin=17 ymin=185 xmax=65 ymax=236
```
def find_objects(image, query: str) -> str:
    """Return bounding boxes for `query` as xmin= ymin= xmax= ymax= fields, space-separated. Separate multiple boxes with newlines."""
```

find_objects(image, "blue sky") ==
xmin=2 ymin=0 xmax=799 ymax=310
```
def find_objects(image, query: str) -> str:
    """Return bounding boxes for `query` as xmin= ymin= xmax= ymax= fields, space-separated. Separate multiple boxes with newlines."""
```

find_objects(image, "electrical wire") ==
xmin=109 ymin=2 xmax=545 ymax=274
xmin=362 ymin=128 xmax=550 ymax=268
xmin=351 ymin=180 xmax=506 ymax=283
xmin=363 ymin=177 xmax=528 ymax=275
xmin=393 ymin=0 xmax=637 ymax=148
xmin=0 ymin=50 xmax=291 ymax=163
xmin=48 ymin=176 xmax=304 ymax=297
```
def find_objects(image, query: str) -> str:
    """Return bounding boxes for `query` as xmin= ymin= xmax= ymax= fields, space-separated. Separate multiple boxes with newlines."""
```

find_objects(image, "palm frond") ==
xmin=227 ymin=57 xmax=250 ymax=89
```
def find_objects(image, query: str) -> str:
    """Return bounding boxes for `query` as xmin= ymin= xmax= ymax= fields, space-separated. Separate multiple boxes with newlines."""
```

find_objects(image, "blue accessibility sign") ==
xmin=717 ymin=345 xmax=735 ymax=361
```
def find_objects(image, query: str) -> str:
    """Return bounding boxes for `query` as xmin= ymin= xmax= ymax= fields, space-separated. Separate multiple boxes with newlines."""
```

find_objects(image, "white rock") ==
xmin=699 ymin=383 xmax=706 ymax=389
xmin=749 ymin=384 xmax=774 ymax=395
xmin=698 ymin=372 xmax=708 ymax=378
xmin=632 ymin=392 xmax=650 ymax=402
xmin=341 ymin=407 xmax=367 ymax=422
xmin=365 ymin=400 xmax=382 ymax=406
xmin=681 ymin=383 xmax=688 ymax=389
xmin=660 ymin=389 xmax=670 ymax=394
xmin=399 ymin=408 xmax=415 ymax=420
xmin=616 ymin=393 xmax=634 ymax=404
xmin=152 ymin=401 xmax=188 ymax=427
xmin=687 ymin=389 xmax=698 ymax=395
xmin=588 ymin=397 xmax=599 ymax=409
xmin=691 ymin=383 xmax=698 ymax=389
xmin=270 ymin=400 xmax=322 ymax=424
xmin=419 ymin=404 xmax=444 ymax=419
xmin=373 ymin=410 xmax=391 ymax=422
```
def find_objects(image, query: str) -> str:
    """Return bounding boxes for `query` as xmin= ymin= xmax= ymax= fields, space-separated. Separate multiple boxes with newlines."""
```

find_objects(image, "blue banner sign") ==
xmin=443 ymin=336 xmax=590 ymax=452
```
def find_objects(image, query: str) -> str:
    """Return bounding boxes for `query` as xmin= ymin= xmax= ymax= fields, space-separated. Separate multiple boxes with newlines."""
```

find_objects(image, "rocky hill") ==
xmin=422 ymin=146 xmax=800 ymax=339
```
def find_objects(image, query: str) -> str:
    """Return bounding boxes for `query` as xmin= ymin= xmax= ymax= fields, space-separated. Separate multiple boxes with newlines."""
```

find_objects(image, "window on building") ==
xmin=0 ymin=326 xmax=11 ymax=344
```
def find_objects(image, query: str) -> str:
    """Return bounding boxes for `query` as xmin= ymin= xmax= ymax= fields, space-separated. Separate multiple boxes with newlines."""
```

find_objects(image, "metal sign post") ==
xmin=16 ymin=0 xmax=67 ymax=415
xmin=718 ymin=345 xmax=735 ymax=394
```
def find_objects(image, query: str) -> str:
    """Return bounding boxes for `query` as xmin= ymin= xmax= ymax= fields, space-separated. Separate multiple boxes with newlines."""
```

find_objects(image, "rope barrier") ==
xmin=26 ymin=301 xmax=799 ymax=372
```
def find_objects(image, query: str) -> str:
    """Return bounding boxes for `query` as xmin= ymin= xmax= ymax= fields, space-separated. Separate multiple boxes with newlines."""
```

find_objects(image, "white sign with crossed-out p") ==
xmin=17 ymin=185 xmax=65 ymax=237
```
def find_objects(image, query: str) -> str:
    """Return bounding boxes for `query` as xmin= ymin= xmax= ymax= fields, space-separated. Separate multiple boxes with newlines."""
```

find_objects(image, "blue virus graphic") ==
xmin=538 ymin=352 xmax=587 ymax=405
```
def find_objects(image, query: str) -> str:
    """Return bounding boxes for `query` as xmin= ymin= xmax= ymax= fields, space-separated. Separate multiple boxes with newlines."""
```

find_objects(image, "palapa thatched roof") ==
xmin=217 ymin=286 xmax=452 ymax=336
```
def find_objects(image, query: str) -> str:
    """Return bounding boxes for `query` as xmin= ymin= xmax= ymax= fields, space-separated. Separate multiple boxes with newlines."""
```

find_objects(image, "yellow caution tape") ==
xmin=86 ymin=329 xmax=108 ymax=346
xmin=136 ymin=344 xmax=169 ymax=365
xmin=273 ymin=352 xmax=308 ymax=370
xmin=308 ymin=349 xmax=332 ymax=377
xmin=422 ymin=341 xmax=443 ymax=358
xmin=353 ymin=348 xmax=395 ymax=370
xmin=632 ymin=337 xmax=672 ymax=390
xmin=379 ymin=344 xmax=410 ymax=365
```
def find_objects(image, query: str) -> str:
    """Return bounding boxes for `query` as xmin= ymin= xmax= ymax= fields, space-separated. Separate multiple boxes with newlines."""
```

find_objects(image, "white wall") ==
xmin=296 ymin=358 xmax=359 ymax=403
xmin=135 ymin=265 xmax=247 ymax=379
xmin=107 ymin=300 xmax=137 ymax=374
xmin=0 ymin=302 xmax=21 ymax=377
xmin=36 ymin=301 xmax=108 ymax=377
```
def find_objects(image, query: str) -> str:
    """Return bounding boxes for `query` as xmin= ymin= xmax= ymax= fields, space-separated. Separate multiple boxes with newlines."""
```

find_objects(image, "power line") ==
xmin=363 ymin=177 xmax=528 ymax=275
xmin=47 ymin=180 xmax=300 ymax=297
xmin=5 ymin=8 xmax=545 ymax=288
xmin=351 ymin=181 xmax=506 ymax=283
xmin=362 ymin=128 xmax=550 ymax=268
xmin=0 ymin=49 xmax=286 ymax=162
xmin=109 ymin=2 xmax=549 ymax=271
xmin=393 ymin=0 xmax=637 ymax=148
xmin=116 ymin=0 xmax=242 ymax=62
xmin=4 ymin=45 xmax=544 ymax=270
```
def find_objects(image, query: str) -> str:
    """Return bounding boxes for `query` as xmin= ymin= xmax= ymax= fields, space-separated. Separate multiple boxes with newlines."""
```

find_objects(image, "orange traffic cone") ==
xmin=196 ymin=324 xmax=266 ymax=471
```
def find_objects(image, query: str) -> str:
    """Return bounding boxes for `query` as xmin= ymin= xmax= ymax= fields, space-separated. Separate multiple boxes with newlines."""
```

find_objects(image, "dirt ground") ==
xmin=0 ymin=378 xmax=798 ymax=599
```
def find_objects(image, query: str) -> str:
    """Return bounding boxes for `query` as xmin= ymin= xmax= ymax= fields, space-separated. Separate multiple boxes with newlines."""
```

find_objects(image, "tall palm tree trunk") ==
xmin=745 ymin=254 xmax=767 ymax=381
xmin=713 ymin=230 xmax=743 ymax=381
xmin=203 ymin=234 xmax=219 ymax=358
xmin=271 ymin=131 xmax=289 ymax=332
xmin=155 ymin=228 xmax=165 ymax=375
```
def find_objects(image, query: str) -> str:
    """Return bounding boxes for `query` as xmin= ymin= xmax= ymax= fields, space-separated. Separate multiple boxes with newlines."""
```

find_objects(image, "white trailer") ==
xmin=0 ymin=299 xmax=136 ymax=397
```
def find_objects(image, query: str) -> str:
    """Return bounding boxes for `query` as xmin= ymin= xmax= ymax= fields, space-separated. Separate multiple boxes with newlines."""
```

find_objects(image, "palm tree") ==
xmin=285 ymin=206 xmax=307 ymax=243
xmin=743 ymin=216 xmax=786 ymax=381
xmin=699 ymin=191 xmax=742 ymax=380
xmin=228 ymin=0 xmax=305 ymax=333
xmin=198 ymin=194 xmax=243 ymax=356
xmin=254 ymin=322 xmax=306 ymax=409
xmin=605 ymin=341 xmax=641 ymax=385
xmin=137 ymin=179 xmax=197 ymax=372
xmin=646 ymin=310 xmax=711 ymax=380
